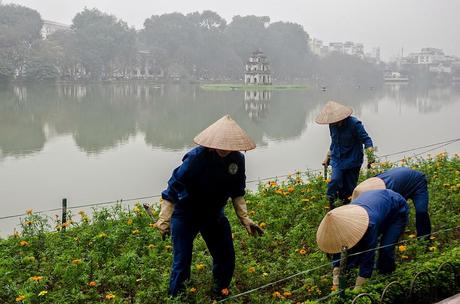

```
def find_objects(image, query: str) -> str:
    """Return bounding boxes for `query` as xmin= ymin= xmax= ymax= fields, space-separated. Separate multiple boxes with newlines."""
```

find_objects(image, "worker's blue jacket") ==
xmin=329 ymin=116 xmax=373 ymax=169
xmin=334 ymin=189 xmax=409 ymax=278
xmin=161 ymin=146 xmax=246 ymax=217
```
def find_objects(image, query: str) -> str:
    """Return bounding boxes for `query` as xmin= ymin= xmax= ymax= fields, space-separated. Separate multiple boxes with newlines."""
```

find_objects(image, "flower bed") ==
xmin=0 ymin=153 xmax=459 ymax=303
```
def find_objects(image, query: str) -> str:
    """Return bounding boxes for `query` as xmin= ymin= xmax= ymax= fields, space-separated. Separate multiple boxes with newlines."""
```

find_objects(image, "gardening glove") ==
xmin=354 ymin=276 xmax=367 ymax=290
xmin=154 ymin=199 xmax=174 ymax=240
xmin=332 ymin=267 xmax=340 ymax=290
xmin=232 ymin=196 xmax=263 ymax=237
xmin=322 ymin=150 xmax=331 ymax=167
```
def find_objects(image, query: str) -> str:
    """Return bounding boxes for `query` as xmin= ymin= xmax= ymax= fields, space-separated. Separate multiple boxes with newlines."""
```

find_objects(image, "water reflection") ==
xmin=0 ymin=83 xmax=459 ymax=159
xmin=244 ymin=90 xmax=271 ymax=121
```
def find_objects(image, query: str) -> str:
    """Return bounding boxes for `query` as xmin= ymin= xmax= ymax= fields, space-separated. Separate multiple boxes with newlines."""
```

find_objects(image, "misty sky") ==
xmin=4 ymin=0 xmax=460 ymax=60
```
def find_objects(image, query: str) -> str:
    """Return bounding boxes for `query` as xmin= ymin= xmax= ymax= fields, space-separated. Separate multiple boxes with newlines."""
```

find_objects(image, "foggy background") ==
xmin=3 ymin=0 xmax=460 ymax=60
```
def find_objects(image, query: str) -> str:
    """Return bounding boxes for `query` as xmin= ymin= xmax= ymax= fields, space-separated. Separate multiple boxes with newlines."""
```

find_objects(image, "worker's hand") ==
xmin=232 ymin=196 xmax=264 ymax=237
xmin=154 ymin=200 xmax=174 ymax=240
xmin=242 ymin=219 xmax=264 ymax=236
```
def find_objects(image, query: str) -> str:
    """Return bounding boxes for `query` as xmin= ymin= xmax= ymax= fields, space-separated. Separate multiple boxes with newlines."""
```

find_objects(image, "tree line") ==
xmin=0 ymin=4 xmax=381 ymax=84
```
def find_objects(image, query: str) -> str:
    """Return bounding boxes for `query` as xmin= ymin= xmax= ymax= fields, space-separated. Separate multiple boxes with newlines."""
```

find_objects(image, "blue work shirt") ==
xmin=329 ymin=116 xmax=373 ymax=169
xmin=347 ymin=189 xmax=408 ymax=278
xmin=377 ymin=167 xmax=426 ymax=200
xmin=161 ymin=146 xmax=246 ymax=217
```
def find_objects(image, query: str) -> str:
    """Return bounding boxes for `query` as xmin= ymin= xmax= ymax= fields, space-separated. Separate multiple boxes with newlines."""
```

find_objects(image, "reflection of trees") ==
xmin=1 ymin=82 xmax=456 ymax=159
xmin=383 ymin=84 xmax=460 ymax=113
xmin=0 ymin=86 xmax=45 ymax=157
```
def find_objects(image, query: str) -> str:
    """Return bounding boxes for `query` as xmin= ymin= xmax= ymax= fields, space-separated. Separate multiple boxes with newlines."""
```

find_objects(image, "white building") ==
xmin=244 ymin=50 xmax=272 ymax=85
xmin=41 ymin=20 xmax=70 ymax=39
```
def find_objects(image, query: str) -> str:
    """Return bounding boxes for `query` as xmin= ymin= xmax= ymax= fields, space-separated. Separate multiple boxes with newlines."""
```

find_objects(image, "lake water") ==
xmin=1 ymin=83 xmax=459 ymax=235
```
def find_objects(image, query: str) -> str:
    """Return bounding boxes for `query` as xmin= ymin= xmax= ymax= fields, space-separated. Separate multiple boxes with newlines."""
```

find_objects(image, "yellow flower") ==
xmin=19 ymin=240 xmax=29 ymax=247
xmin=287 ymin=186 xmax=295 ymax=193
xmin=408 ymin=234 xmax=416 ymax=239
xmin=248 ymin=210 xmax=256 ymax=216
xmin=149 ymin=223 xmax=156 ymax=228
xmin=262 ymin=272 xmax=269 ymax=276
xmin=25 ymin=221 xmax=33 ymax=226
xmin=31 ymin=275 xmax=43 ymax=282
xmin=247 ymin=266 xmax=256 ymax=273
xmin=26 ymin=209 xmax=33 ymax=215
xmin=132 ymin=229 xmax=140 ymax=235
xmin=105 ymin=293 xmax=115 ymax=300
xmin=127 ymin=218 xmax=133 ymax=225
xmin=401 ymin=255 xmax=409 ymax=260
xmin=430 ymin=236 xmax=436 ymax=240
xmin=71 ymin=259 xmax=82 ymax=265
xmin=98 ymin=232 xmax=108 ymax=238
xmin=429 ymin=246 xmax=437 ymax=252
xmin=38 ymin=290 xmax=48 ymax=296
xmin=299 ymin=249 xmax=307 ymax=255
xmin=15 ymin=295 xmax=26 ymax=302
xmin=275 ymin=189 xmax=283 ymax=195
xmin=283 ymin=291 xmax=292 ymax=298
xmin=259 ymin=222 xmax=267 ymax=229
xmin=189 ymin=287 xmax=197 ymax=293
xmin=88 ymin=281 xmax=97 ymax=287
xmin=195 ymin=263 xmax=205 ymax=271
xmin=165 ymin=245 xmax=172 ymax=250
xmin=398 ymin=245 xmax=407 ymax=252
xmin=147 ymin=244 xmax=155 ymax=250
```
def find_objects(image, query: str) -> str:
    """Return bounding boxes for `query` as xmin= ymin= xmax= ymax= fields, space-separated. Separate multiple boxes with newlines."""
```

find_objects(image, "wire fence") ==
xmin=218 ymin=224 xmax=460 ymax=302
xmin=1 ymin=137 xmax=458 ymax=222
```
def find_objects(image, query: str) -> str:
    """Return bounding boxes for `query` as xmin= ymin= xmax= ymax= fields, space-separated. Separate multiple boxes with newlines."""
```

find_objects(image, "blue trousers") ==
xmin=327 ymin=166 xmax=361 ymax=202
xmin=412 ymin=178 xmax=431 ymax=237
xmin=169 ymin=214 xmax=235 ymax=296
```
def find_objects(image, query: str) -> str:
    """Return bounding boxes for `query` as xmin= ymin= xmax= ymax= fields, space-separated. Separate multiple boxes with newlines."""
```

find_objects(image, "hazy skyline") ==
xmin=4 ymin=0 xmax=460 ymax=60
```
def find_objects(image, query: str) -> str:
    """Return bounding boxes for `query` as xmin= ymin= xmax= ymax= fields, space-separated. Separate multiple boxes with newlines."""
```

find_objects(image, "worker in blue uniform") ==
xmin=315 ymin=101 xmax=374 ymax=209
xmin=316 ymin=189 xmax=409 ymax=290
xmin=155 ymin=115 xmax=263 ymax=298
xmin=352 ymin=167 xmax=431 ymax=237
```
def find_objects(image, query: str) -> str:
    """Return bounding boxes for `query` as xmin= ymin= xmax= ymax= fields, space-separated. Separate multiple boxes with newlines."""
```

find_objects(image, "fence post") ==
xmin=339 ymin=246 xmax=348 ymax=298
xmin=62 ymin=198 xmax=67 ymax=230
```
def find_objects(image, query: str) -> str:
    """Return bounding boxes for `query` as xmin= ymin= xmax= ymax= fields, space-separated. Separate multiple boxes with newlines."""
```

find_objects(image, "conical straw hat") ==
xmin=315 ymin=101 xmax=353 ymax=124
xmin=194 ymin=115 xmax=256 ymax=151
xmin=316 ymin=205 xmax=369 ymax=254
xmin=351 ymin=177 xmax=386 ymax=200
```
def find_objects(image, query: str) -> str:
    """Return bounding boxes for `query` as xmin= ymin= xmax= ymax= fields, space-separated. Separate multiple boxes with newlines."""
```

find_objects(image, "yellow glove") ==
xmin=154 ymin=199 xmax=174 ymax=240
xmin=354 ymin=276 xmax=367 ymax=290
xmin=232 ymin=196 xmax=263 ymax=236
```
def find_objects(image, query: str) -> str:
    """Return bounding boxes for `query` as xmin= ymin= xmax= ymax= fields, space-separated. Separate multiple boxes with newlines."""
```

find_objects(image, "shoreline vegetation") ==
xmin=1 ymin=153 xmax=459 ymax=303
xmin=199 ymin=84 xmax=310 ymax=91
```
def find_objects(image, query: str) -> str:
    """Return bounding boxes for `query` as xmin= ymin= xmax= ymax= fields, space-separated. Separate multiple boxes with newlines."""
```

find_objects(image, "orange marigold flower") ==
xmin=31 ymin=275 xmax=43 ymax=282
xmin=25 ymin=221 xmax=33 ymax=226
xmin=248 ymin=266 xmax=256 ymax=273
xmin=283 ymin=291 xmax=292 ymax=298
xmin=259 ymin=222 xmax=267 ymax=229
xmin=19 ymin=240 xmax=29 ymax=247
xmin=299 ymin=249 xmax=307 ymax=255
xmin=88 ymin=281 xmax=97 ymax=287
xmin=61 ymin=221 xmax=71 ymax=228
xmin=272 ymin=291 xmax=283 ymax=298
xmin=16 ymin=295 xmax=26 ymax=302
xmin=105 ymin=293 xmax=115 ymax=300
xmin=287 ymin=187 xmax=295 ymax=193
xmin=275 ymin=189 xmax=283 ymax=195
xmin=189 ymin=287 xmax=197 ymax=293
xmin=221 ymin=288 xmax=230 ymax=296
xmin=26 ymin=209 xmax=33 ymax=215
xmin=398 ymin=245 xmax=407 ymax=252
xmin=127 ymin=218 xmax=133 ymax=225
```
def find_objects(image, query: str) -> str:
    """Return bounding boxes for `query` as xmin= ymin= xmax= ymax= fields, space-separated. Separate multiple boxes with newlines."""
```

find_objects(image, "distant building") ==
xmin=41 ymin=20 xmax=70 ymax=39
xmin=309 ymin=38 xmax=371 ymax=60
xmin=244 ymin=50 xmax=272 ymax=85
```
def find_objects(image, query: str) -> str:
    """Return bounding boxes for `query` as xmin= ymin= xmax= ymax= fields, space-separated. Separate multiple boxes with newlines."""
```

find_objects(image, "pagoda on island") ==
xmin=244 ymin=50 xmax=272 ymax=85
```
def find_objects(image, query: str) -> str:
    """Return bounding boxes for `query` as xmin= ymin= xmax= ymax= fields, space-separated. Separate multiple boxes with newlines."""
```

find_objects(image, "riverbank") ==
xmin=1 ymin=153 xmax=459 ymax=303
